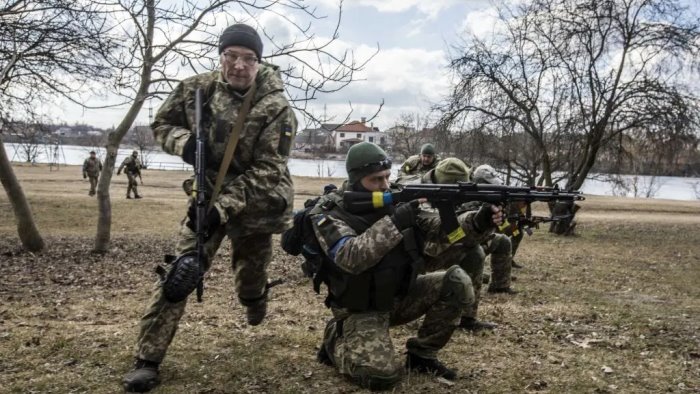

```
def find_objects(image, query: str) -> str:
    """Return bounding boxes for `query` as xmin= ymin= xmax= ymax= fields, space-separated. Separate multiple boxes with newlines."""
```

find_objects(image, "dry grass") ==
xmin=0 ymin=164 xmax=698 ymax=393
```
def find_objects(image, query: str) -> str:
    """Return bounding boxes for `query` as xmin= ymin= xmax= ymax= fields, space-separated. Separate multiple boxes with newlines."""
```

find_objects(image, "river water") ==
xmin=4 ymin=143 xmax=699 ymax=201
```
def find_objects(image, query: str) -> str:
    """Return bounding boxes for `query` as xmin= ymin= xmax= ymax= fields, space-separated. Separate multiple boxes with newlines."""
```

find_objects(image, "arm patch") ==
xmin=278 ymin=124 xmax=293 ymax=155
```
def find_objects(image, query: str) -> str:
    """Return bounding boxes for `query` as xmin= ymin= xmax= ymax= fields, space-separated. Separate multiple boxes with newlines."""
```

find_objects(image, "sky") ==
xmin=55 ymin=0 xmax=496 ymax=131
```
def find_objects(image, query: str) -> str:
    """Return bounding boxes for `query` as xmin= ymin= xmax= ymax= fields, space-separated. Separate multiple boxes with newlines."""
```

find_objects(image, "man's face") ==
xmin=360 ymin=169 xmax=391 ymax=192
xmin=420 ymin=154 xmax=434 ymax=166
xmin=220 ymin=45 xmax=259 ymax=90
xmin=90 ymin=153 xmax=96 ymax=158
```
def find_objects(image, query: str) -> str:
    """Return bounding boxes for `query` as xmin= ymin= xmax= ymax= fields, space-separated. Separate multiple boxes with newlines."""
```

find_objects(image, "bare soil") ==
xmin=0 ymin=164 xmax=698 ymax=393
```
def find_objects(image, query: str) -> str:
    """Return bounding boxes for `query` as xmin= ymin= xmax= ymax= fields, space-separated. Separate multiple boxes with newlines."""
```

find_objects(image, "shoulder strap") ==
xmin=208 ymin=81 xmax=257 ymax=211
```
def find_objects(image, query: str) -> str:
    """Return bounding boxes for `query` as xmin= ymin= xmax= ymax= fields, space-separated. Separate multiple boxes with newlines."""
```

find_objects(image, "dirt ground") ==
xmin=0 ymin=164 xmax=698 ymax=393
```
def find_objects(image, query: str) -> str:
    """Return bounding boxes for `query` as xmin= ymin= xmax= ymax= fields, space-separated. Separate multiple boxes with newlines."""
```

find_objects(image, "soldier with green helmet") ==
xmin=397 ymin=143 xmax=441 ymax=181
xmin=122 ymin=23 xmax=297 ymax=392
xmin=82 ymin=150 xmax=102 ymax=196
xmin=309 ymin=142 xmax=503 ymax=390
xmin=117 ymin=150 xmax=142 ymax=199
xmin=399 ymin=158 xmax=502 ymax=330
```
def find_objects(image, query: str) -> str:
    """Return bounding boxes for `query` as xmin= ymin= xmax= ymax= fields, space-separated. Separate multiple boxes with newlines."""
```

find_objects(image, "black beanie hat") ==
xmin=219 ymin=23 xmax=263 ymax=59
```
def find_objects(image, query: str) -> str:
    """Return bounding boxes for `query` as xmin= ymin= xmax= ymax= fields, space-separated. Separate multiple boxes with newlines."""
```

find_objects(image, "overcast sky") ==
xmin=54 ymin=0 xmax=496 ymax=131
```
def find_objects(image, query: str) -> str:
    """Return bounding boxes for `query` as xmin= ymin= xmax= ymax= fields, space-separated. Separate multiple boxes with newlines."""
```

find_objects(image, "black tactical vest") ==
xmin=312 ymin=193 xmax=424 ymax=312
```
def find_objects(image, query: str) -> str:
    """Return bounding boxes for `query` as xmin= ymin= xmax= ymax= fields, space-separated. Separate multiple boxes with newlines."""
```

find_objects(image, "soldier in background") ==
xmin=122 ymin=23 xmax=297 ymax=392
xmin=408 ymin=158 xmax=504 ymax=329
xmin=397 ymin=143 xmax=441 ymax=180
xmin=311 ymin=143 xmax=503 ymax=390
xmin=82 ymin=150 xmax=102 ymax=196
xmin=117 ymin=150 xmax=142 ymax=199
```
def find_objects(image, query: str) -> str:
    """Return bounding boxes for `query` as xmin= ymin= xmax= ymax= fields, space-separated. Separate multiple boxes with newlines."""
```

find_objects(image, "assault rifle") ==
xmin=192 ymin=88 xmax=208 ymax=302
xmin=343 ymin=182 xmax=584 ymax=243
xmin=501 ymin=213 xmax=574 ymax=236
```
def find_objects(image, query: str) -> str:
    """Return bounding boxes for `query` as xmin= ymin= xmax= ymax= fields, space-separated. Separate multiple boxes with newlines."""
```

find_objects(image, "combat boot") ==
xmin=406 ymin=353 xmax=457 ymax=380
xmin=512 ymin=260 xmax=524 ymax=269
xmin=459 ymin=317 xmax=497 ymax=331
xmin=134 ymin=194 xmax=142 ymax=199
xmin=316 ymin=345 xmax=333 ymax=366
xmin=240 ymin=295 xmax=267 ymax=326
xmin=487 ymin=286 xmax=518 ymax=295
xmin=122 ymin=359 xmax=160 ymax=392
xmin=126 ymin=194 xmax=132 ymax=199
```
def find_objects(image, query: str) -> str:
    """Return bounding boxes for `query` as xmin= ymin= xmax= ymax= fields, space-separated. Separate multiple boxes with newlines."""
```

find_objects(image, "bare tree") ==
xmin=439 ymin=0 xmax=700 ymax=189
xmin=93 ymin=0 xmax=377 ymax=252
xmin=0 ymin=0 xmax=117 ymax=251
xmin=386 ymin=113 xmax=432 ymax=160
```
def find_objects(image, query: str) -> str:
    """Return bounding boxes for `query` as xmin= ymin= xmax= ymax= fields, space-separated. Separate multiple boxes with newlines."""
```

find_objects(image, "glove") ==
xmin=181 ymin=134 xmax=196 ymax=166
xmin=83 ymin=173 xmax=87 ymax=179
xmin=181 ymin=134 xmax=213 ymax=167
xmin=186 ymin=202 xmax=221 ymax=233
xmin=390 ymin=200 xmax=420 ymax=231
xmin=472 ymin=203 xmax=499 ymax=232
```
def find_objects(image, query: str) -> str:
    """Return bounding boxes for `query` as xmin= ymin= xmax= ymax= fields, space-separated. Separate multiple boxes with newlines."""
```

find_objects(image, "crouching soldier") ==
xmin=309 ymin=142 xmax=503 ymax=390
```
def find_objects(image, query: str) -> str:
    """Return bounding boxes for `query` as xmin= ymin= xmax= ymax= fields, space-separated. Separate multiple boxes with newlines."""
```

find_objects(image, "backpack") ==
xmin=280 ymin=197 xmax=322 ymax=277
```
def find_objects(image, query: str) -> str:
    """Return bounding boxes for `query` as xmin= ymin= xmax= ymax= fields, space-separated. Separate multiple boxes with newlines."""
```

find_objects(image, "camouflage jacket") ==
xmin=152 ymin=63 xmax=297 ymax=235
xmin=397 ymin=154 xmax=441 ymax=178
xmin=118 ymin=156 xmax=141 ymax=174
xmin=310 ymin=183 xmax=485 ymax=274
xmin=82 ymin=157 xmax=102 ymax=177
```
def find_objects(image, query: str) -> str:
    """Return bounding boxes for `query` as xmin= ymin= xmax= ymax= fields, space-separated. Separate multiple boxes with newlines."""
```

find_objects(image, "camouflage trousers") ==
xmin=321 ymin=268 xmax=473 ymax=388
xmin=510 ymin=230 xmax=524 ymax=258
xmin=424 ymin=243 xmax=484 ymax=319
xmin=88 ymin=175 xmax=98 ymax=196
xmin=134 ymin=222 xmax=272 ymax=363
xmin=482 ymin=234 xmax=512 ymax=290
xmin=126 ymin=172 xmax=139 ymax=197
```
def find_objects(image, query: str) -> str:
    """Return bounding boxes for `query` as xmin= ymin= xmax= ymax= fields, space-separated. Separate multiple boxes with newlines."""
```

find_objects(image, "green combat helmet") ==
xmin=433 ymin=158 xmax=471 ymax=184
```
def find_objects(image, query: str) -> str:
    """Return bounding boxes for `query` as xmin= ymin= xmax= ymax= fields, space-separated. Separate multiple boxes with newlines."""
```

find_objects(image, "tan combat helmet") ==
xmin=471 ymin=164 xmax=502 ymax=185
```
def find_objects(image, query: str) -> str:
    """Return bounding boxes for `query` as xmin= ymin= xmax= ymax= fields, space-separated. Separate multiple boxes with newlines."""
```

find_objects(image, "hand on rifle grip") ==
xmin=186 ymin=202 xmax=221 ymax=234
xmin=473 ymin=203 xmax=503 ymax=232
xmin=391 ymin=200 xmax=420 ymax=231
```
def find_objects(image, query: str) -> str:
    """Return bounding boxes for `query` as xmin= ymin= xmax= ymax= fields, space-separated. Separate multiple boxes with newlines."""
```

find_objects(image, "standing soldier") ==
xmin=117 ymin=150 xmax=143 ymax=199
xmin=310 ymin=143 xmax=503 ymax=390
xmin=122 ymin=23 xmax=297 ymax=392
xmin=82 ymin=150 xmax=102 ymax=196
xmin=397 ymin=143 xmax=441 ymax=180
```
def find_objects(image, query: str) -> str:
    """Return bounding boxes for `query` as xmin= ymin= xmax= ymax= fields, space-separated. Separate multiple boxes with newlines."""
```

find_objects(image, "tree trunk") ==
xmin=0 ymin=138 xmax=45 ymax=251
xmin=93 ymin=93 xmax=150 ymax=253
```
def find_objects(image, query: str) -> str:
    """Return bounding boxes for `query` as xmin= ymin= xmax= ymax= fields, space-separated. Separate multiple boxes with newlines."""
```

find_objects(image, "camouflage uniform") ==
xmin=460 ymin=200 xmax=515 ymax=291
xmin=311 ymin=186 xmax=481 ymax=388
xmin=396 ymin=166 xmax=493 ymax=321
xmin=82 ymin=156 xmax=102 ymax=196
xmin=118 ymin=154 xmax=142 ymax=198
xmin=397 ymin=154 xmax=441 ymax=180
xmin=133 ymin=63 xmax=296 ymax=364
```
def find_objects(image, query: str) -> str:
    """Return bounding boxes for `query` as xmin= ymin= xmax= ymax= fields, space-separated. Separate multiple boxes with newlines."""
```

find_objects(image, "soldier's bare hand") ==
xmin=491 ymin=204 xmax=504 ymax=226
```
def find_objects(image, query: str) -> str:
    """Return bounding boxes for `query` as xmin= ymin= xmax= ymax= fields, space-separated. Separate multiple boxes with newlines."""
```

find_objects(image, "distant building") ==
xmin=329 ymin=117 xmax=388 ymax=152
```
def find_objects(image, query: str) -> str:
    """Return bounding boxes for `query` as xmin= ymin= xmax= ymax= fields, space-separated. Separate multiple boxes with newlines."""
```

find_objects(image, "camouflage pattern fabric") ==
xmin=135 ymin=221 xmax=272 ymax=363
xmin=134 ymin=63 xmax=296 ymax=364
xmin=397 ymin=154 xmax=441 ymax=179
xmin=482 ymin=233 xmax=512 ymax=289
xmin=321 ymin=269 xmax=472 ymax=388
xmin=118 ymin=156 xmax=142 ymax=197
xmin=152 ymin=63 xmax=297 ymax=236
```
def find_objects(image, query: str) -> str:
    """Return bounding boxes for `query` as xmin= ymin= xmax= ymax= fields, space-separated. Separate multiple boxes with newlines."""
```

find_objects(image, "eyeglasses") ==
xmin=362 ymin=158 xmax=392 ymax=169
xmin=222 ymin=51 xmax=259 ymax=67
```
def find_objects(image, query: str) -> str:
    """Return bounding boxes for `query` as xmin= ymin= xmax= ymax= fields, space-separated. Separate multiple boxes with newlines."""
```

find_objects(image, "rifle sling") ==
xmin=208 ymin=81 xmax=257 ymax=212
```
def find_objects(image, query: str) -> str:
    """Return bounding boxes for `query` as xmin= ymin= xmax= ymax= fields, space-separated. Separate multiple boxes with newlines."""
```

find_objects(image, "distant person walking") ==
xmin=82 ymin=150 xmax=102 ymax=196
xmin=117 ymin=150 xmax=142 ymax=199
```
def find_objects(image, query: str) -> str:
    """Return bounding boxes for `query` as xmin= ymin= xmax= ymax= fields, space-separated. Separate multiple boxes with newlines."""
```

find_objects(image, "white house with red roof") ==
xmin=332 ymin=117 xmax=388 ymax=152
